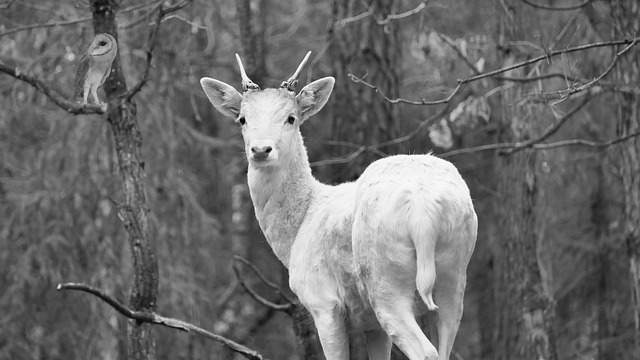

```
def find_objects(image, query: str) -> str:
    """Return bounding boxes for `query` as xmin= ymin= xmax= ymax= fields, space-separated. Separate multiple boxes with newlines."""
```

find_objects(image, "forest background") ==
xmin=1 ymin=0 xmax=639 ymax=359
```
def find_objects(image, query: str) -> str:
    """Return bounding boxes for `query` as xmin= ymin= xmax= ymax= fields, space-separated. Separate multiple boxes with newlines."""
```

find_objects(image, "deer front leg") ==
xmin=309 ymin=305 xmax=349 ymax=360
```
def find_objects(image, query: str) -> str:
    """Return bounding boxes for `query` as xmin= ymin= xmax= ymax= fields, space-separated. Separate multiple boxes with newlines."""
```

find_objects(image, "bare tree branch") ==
xmin=57 ymin=282 xmax=268 ymax=360
xmin=0 ymin=17 xmax=91 ymax=37
xmin=438 ymin=124 xmax=640 ymax=158
xmin=526 ymin=38 xmax=638 ymax=103
xmin=335 ymin=0 xmax=431 ymax=27
xmin=123 ymin=6 xmax=163 ymax=101
xmin=500 ymin=92 xmax=597 ymax=154
xmin=348 ymin=72 xmax=464 ymax=105
xmin=0 ymin=1 xmax=166 ymax=37
xmin=311 ymin=104 xmax=451 ymax=167
xmin=464 ymin=37 xmax=639 ymax=83
xmin=520 ymin=0 xmax=592 ymax=11
xmin=124 ymin=0 xmax=192 ymax=101
xmin=232 ymin=256 xmax=295 ymax=312
xmin=376 ymin=0 xmax=430 ymax=25
xmin=351 ymin=37 xmax=640 ymax=106
xmin=532 ymin=129 xmax=640 ymax=150
xmin=0 ymin=62 xmax=105 ymax=114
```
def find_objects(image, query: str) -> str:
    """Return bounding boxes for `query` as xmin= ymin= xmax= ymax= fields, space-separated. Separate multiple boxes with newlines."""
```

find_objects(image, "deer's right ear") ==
xmin=200 ymin=78 xmax=243 ymax=118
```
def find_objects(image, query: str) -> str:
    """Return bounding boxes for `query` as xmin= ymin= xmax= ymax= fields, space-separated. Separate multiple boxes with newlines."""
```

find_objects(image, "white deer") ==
xmin=200 ymin=52 xmax=477 ymax=360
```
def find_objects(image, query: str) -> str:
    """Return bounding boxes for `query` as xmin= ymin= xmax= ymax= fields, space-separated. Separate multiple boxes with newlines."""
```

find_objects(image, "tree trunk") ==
xmin=493 ymin=1 xmax=557 ymax=359
xmin=610 ymin=1 xmax=640 ymax=351
xmin=91 ymin=1 xmax=158 ymax=359
xmin=584 ymin=0 xmax=640 ymax=351
xmin=236 ymin=0 xmax=268 ymax=86
xmin=327 ymin=0 xmax=402 ymax=182
xmin=327 ymin=2 xmax=402 ymax=357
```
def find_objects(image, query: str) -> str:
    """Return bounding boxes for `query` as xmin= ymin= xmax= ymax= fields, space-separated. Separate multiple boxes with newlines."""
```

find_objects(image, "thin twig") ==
xmin=310 ymin=146 xmax=367 ymax=167
xmin=232 ymin=255 xmax=295 ymax=311
xmin=520 ymin=0 xmax=591 ymax=11
xmin=334 ymin=7 xmax=374 ymax=27
xmin=0 ymin=62 xmax=105 ymax=115
xmin=124 ymin=0 xmax=192 ymax=101
xmin=123 ymin=6 xmax=163 ymax=101
xmin=501 ymin=92 xmax=597 ymax=154
xmin=233 ymin=263 xmax=293 ymax=313
xmin=376 ymin=0 xmax=429 ymax=25
xmin=351 ymin=37 xmax=639 ymax=106
xmin=57 ymin=283 xmax=267 ymax=360
xmin=349 ymin=72 xmax=464 ymax=106
xmin=531 ymin=39 xmax=638 ymax=103
xmin=438 ymin=127 xmax=640 ymax=158
xmin=310 ymin=104 xmax=451 ymax=167
xmin=464 ymin=38 xmax=639 ymax=83
xmin=0 ymin=17 xmax=91 ymax=37
xmin=532 ymin=129 xmax=640 ymax=150
xmin=0 ymin=1 xmax=164 ymax=37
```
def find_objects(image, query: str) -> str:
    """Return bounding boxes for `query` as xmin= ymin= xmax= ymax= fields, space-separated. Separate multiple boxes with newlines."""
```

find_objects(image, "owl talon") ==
xmin=99 ymin=103 xmax=108 ymax=111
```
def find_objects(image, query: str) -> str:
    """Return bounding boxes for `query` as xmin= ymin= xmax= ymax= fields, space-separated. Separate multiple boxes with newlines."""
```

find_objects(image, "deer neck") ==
xmin=246 ymin=133 xmax=316 ymax=265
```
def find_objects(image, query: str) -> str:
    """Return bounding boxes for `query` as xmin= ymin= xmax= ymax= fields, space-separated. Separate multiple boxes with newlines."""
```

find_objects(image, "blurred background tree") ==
xmin=0 ymin=0 xmax=638 ymax=359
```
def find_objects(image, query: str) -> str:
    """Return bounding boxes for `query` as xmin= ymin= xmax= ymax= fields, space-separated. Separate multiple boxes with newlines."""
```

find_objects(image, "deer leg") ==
xmin=364 ymin=329 xmax=392 ymax=360
xmin=433 ymin=268 xmax=466 ymax=360
xmin=433 ymin=218 xmax=475 ymax=360
xmin=359 ymin=252 xmax=438 ymax=360
xmin=372 ymin=298 xmax=438 ymax=360
xmin=309 ymin=305 xmax=349 ymax=360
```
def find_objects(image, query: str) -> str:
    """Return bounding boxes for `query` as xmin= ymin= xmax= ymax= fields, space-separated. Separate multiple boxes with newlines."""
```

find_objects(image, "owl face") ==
xmin=88 ymin=33 xmax=117 ymax=59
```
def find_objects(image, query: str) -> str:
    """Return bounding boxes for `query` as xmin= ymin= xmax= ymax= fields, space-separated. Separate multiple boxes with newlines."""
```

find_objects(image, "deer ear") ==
xmin=200 ymin=78 xmax=243 ymax=118
xmin=296 ymin=77 xmax=335 ymax=121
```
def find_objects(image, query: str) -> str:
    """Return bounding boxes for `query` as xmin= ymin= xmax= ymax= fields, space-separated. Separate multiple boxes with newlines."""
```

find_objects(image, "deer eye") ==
xmin=286 ymin=115 xmax=295 ymax=125
xmin=238 ymin=116 xmax=246 ymax=125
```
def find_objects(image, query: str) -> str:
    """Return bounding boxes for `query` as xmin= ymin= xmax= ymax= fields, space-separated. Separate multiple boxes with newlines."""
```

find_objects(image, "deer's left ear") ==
xmin=296 ymin=77 xmax=335 ymax=122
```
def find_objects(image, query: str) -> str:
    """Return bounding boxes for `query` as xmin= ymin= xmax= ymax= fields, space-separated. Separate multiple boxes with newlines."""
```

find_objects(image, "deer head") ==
xmin=200 ymin=52 xmax=334 ymax=169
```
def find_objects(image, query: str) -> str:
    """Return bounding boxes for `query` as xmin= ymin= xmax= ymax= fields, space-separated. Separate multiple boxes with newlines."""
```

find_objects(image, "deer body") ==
xmin=201 ymin=54 xmax=477 ymax=360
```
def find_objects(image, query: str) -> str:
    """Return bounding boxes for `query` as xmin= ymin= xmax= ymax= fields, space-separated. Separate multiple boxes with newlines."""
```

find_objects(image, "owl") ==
xmin=73 ymin=33 xmax=117 ymax=106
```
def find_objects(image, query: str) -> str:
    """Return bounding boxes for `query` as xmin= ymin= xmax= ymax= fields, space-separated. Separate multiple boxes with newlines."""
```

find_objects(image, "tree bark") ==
xmin=236 ymin=0 xmax=268 ymax=86
xmin=493 ymin=1 xmax=557 ymax=359
xmin=91 ymin=1 xmax=158 ymax=359
xmin=585 ymin=0 xmax=640 ymax=351
xmin=608 ymin=2 xmax=640 ymax=351
xmin=327 ymin=0 xmax=402 ymax=182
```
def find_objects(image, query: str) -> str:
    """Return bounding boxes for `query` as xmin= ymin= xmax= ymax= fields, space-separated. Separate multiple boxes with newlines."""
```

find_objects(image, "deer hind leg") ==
xmin=364 ymin=330 xmax=392 ymax=360
xmin=433 ymin=220 xmax=476 ymax=360
xmin=432 ymin=268 xmax=466 ymax=360
xmin=371 ymin=296 xmax=438 ymax=360
xmin=355 ymin=241 xmax=438 ymax=360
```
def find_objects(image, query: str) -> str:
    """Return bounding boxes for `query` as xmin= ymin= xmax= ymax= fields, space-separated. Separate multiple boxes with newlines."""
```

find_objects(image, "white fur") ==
xmin=200 ymin=75 xmax=478 ymax=360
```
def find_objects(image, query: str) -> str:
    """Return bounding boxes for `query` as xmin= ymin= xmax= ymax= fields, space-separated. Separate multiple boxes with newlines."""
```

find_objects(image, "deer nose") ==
xmin=251 ymin=145 xmax=272 ymax=160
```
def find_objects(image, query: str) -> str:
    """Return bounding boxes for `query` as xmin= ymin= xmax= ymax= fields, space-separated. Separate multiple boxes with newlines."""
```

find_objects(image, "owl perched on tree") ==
xmin=73 ymin=33 xmax=117 ymax=106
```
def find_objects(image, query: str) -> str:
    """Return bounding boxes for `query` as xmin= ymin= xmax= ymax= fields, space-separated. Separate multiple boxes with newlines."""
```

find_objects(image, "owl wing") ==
xmin=73 ymin=54 xmax=90 ymax=99
xmin=98 ymin=62 xmax=112 ymax=88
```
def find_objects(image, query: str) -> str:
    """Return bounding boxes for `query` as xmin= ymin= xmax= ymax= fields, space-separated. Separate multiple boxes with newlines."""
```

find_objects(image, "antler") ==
xmin=280 ymin=51 xmax=311 ymax=92
xmin=235 ymin=53 xmax=260 ymax=91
